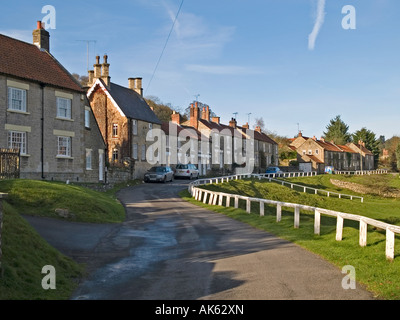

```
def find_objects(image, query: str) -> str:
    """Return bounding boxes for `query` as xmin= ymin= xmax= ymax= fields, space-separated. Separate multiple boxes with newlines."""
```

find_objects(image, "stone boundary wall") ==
xmin=330 ymin=179 xmax=400 ymax=198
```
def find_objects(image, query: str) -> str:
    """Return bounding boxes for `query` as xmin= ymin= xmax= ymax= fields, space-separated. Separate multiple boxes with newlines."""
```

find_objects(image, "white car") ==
xmin=174 ymin=164 xmax=199 ymax=179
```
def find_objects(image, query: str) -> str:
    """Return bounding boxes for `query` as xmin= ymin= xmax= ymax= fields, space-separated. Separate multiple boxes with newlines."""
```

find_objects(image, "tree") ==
xmin=145 ymin=96 xmax=186 ymax=123
xmin=322 ymin=115 xmax=351 ymax=145
xmin=352 ymin=127 xmax=380 ymax=164
xmin=253 ymin=117 xmax=265 ymax=131
xmin=72 ymin=73 xmax=89 ymax=86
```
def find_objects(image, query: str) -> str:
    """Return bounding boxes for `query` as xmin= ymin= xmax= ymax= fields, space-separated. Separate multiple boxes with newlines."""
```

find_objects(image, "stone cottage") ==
xmin=0 ymin=21 xmax=105 ymax=182
xmin=86 ymin=56 xmax=162 ymax=180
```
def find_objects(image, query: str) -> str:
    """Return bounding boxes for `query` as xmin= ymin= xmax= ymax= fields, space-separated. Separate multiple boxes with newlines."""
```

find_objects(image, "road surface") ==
xmin=25 ymin=179 xmax=375 ymax=300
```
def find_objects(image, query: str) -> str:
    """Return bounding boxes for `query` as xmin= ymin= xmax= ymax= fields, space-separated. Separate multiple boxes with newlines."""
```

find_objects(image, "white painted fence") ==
xmin=335 ymin=169 xmax=388 ymax=175
xmin=253 ymin=174 xmax=364 ymax=202
xmin=188 ymin=174 xmax=399 ymax=261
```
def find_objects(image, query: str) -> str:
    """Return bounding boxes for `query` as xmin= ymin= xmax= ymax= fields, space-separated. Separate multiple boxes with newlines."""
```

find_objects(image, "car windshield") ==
xmin=148 ymin=167 xmax=166 ymax=173
xmin=176 ymin=164 xmax=188 ymax=169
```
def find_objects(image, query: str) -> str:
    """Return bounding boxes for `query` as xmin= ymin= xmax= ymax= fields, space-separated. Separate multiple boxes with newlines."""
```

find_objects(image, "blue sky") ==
xmin=1 ymin=0 xmax=399 ymax=140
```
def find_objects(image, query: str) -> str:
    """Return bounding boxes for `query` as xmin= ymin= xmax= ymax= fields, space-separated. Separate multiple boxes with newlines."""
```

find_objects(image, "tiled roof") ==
xmin=198 ymin=119 xmax=277 ymax=144
xmin=0 ymin=33 xmax=83 ymax=92
xmin=107 ymin=82 xmax=161 ymax=124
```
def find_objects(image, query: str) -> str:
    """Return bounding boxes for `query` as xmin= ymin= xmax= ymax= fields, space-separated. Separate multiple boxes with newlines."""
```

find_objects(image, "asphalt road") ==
xmin=25 ymin=179 xmax=375 ymax=300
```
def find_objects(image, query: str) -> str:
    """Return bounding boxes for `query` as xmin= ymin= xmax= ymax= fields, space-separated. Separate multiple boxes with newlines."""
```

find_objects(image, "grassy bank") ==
xmin=0 ymin=202 xmax=83 ymax=299
xmin=0 ymin=179 xmax=133 ymax=299
xmin=181 ymin=176 xmax=400 ymax=300
xmin=0 ymin=179 xmax=127 ymax=223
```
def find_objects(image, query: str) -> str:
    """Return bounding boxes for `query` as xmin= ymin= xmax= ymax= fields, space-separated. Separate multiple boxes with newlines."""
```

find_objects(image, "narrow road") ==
xmin=26 ymin=179 xmax=375 ymax=300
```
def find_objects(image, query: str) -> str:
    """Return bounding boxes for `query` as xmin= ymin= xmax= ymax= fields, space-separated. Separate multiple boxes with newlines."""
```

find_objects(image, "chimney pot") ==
xmin=32 ymin=20 xmax=50 ymax=52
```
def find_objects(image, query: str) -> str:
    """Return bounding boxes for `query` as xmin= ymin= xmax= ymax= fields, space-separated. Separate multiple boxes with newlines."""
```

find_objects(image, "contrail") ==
xmin=308 ymin=0 xmax=326 ymax=50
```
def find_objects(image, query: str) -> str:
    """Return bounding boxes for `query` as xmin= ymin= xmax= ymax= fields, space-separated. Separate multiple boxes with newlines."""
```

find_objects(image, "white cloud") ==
xmin=308 ymin=0 xmax=326 ymax=50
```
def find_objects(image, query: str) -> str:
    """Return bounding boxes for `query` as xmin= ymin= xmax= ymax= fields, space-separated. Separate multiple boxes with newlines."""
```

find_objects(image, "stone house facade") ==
xmin=0 ymin=22 xmax=105 ymax=182
xmin=162 ymin=102 xmax=278 ymax=176
xmin=86 ymin=56 xmax=162 ymax=180
xmin=290 ymin=133 xmax=374 ymax=173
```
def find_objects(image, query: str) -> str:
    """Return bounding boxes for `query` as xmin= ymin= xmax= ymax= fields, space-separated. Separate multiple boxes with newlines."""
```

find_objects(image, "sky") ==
xmin=1 ymin=0 xmax=399 ymax=140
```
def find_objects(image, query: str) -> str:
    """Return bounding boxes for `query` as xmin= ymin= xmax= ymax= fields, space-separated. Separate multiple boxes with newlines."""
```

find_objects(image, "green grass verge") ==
xmin=0 ymin=179 xmax=136 ymax=299
xmin=0 ymin=202 xmax=84 ymax=299
xmin=180 ymin=176 xmax=400 ymax=300
xmin=0 ymin=179 xmax=127 ymax=223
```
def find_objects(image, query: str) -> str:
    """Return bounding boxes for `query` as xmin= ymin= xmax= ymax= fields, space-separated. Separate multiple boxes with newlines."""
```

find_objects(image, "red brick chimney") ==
xmin=205 ymin=106 xmax=210 ymax=121
xmin=229 ymin=118 xmax=237 ymax=129
xmin=255 ymin=126 xmax=262 ymax=133
xmin=242 ymin=123 xmax=249 ymax=129
xmin=189 ymin=103 xmax=199 ymax=129
xmin=32 ymin=20 xmax=50 ymax=52
xmin=211 ymin=116 xmax=220 ymax=124
xmin=171 ymin=111 xmax=181 ymax=125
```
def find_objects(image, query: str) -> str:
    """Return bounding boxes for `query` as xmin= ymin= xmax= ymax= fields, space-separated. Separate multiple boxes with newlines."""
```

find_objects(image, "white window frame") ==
xmin=112 ymin=124 xmax=118 ymax=137
xmin=57 ymin=136 xmax=71 ymax=157
xmin=148 ymin=123 xmax=153 ymax=138
xmin=85 ymin=109 xmax=90 ymax=128
xmin=86 ymin=149 xmax=92 ymax=170
xmin=56 ymin=97 xmax=72 ymax=119
xmin=8 ymin=87 xmax=27 ymax=112
xmin=112 ymin=148 xmax=119 ymax=162
xmin=132 ymin=120 xmax=138 ymax=135
xmin=8 ymin=131 xmax=27 ymax=155
xmin=141 ymin=145 xmax=146 ymax=161
xmin=133 ymin=143 xmax=138 ymax=160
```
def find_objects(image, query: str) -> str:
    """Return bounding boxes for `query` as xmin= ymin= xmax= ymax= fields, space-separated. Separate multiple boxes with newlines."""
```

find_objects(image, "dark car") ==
xmin=144 ymin=166 xmax=174 ymax=183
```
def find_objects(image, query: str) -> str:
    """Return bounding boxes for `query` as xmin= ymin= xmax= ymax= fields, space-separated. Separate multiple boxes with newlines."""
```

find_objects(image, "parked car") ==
xmin=174 ymin=164 xmax=199 ymax=179
xmin=265 ymin=166 xmax=283 ymax=175
xmin=144 ymin=166 xmax=174 ymax=183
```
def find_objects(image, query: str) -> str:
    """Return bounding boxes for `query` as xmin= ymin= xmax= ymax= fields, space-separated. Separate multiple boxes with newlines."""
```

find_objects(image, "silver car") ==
xmin=174 ymin=164 xmax=199 ymax=179
xmin=144 ymin=166 xmax=174 ymax=183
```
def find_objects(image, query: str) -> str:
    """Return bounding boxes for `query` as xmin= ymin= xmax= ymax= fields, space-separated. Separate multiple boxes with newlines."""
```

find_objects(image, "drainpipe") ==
xmin=40 ymin=83 xmax=45 ymax=179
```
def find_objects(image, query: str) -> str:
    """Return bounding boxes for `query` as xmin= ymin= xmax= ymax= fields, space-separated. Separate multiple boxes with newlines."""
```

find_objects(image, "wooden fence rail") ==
xmin=252 ymin=174 xmax=364 ymax=202
xmin=189 ymin=173 xmax=399 ymax=261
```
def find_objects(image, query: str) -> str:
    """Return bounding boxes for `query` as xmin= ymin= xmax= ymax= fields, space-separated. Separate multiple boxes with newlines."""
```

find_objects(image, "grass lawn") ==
xmin=181 ymin=175 xmax=400 ymax=300
xmin=0 ymin=179 xmax=135 ymax=299
xmin=0 ymin=179 xmax=128 ymax=223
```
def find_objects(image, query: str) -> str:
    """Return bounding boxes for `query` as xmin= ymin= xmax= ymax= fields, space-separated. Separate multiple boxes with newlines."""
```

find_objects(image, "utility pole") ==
xmin=247 ymin=113 xmax=252 ymax=125
xmin=233 ymin=112 xmax=238 ymax=120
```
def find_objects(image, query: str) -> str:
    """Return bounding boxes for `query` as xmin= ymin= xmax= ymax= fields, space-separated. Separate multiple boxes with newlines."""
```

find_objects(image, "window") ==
xmin=133 ymin=143 xmax=138 ymax=160
xmin=141 ymin=145 xmax=146 ymax=161
xmin=8 ymin=131 xmax=26 ymax=155
xmin=112 ymin=149 xmax=119 ymax=162
xmin=8 ymin=87 xmax=27 ymax=112
xmin=85 ymin=109 xmax=90 ymax=128
xmin=86 ymin=149 xmax=92 ymax=170
xmin=302 ymin=150 xmax=306 ymax=155
xmin=132 ymin=120 xmax=138 ymax=135
xmin=308 ymin=150 xmax=312 ymax=155
xmin=57 ymin=97 xmax=71 ymax=119
xmin=315 ymin=149 xmax=319 ymax=155
xmin=57 ymin=136 xmax=71 ymax=157
xmin=112 ymin=124 xmax=118 ymax=137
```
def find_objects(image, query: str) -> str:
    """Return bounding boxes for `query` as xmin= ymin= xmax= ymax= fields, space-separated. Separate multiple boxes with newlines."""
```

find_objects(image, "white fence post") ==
xmin=260 ymin=201 xmax=264 ymax=216
xmin=386 ymin=228 xmax=395 ymax=261
xmin=226 ymin=195 xmax=231 ymax=208
xmin=276 ymin=204 xmax=282 ymax=222
xmin=336 ymin=215 xmax=344 ymax=241
xmin=314 ymin=209 xmax=321 ymax=235
xmin=294 ymin=206 xmax=300 ymax=229
xmin=246 ymin=199 xmax=251 ymax=214
xmin=218 ymin=194 xmax=223 ymax=206
xmin=234 ymin=196 xmax=239 ymax=209
xmin=203 ymin=192 xmax=209 ymax=204
xmin=359 ymin=220 xmax=368 ymax=247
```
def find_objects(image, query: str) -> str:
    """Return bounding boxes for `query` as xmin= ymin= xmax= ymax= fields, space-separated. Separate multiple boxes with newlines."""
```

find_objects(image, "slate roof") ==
xmin=198 ymin=119 xmax=278 ymax=144
xmin=107 ymin=82 xmax=161 ymax=125
xmin=0 ymin=33 xmax=83 ymax=92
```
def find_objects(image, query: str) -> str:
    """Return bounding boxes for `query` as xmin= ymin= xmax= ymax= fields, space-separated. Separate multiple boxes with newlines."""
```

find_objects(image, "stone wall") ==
xmin=330 ymin=179 xmax=400 ymax=198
